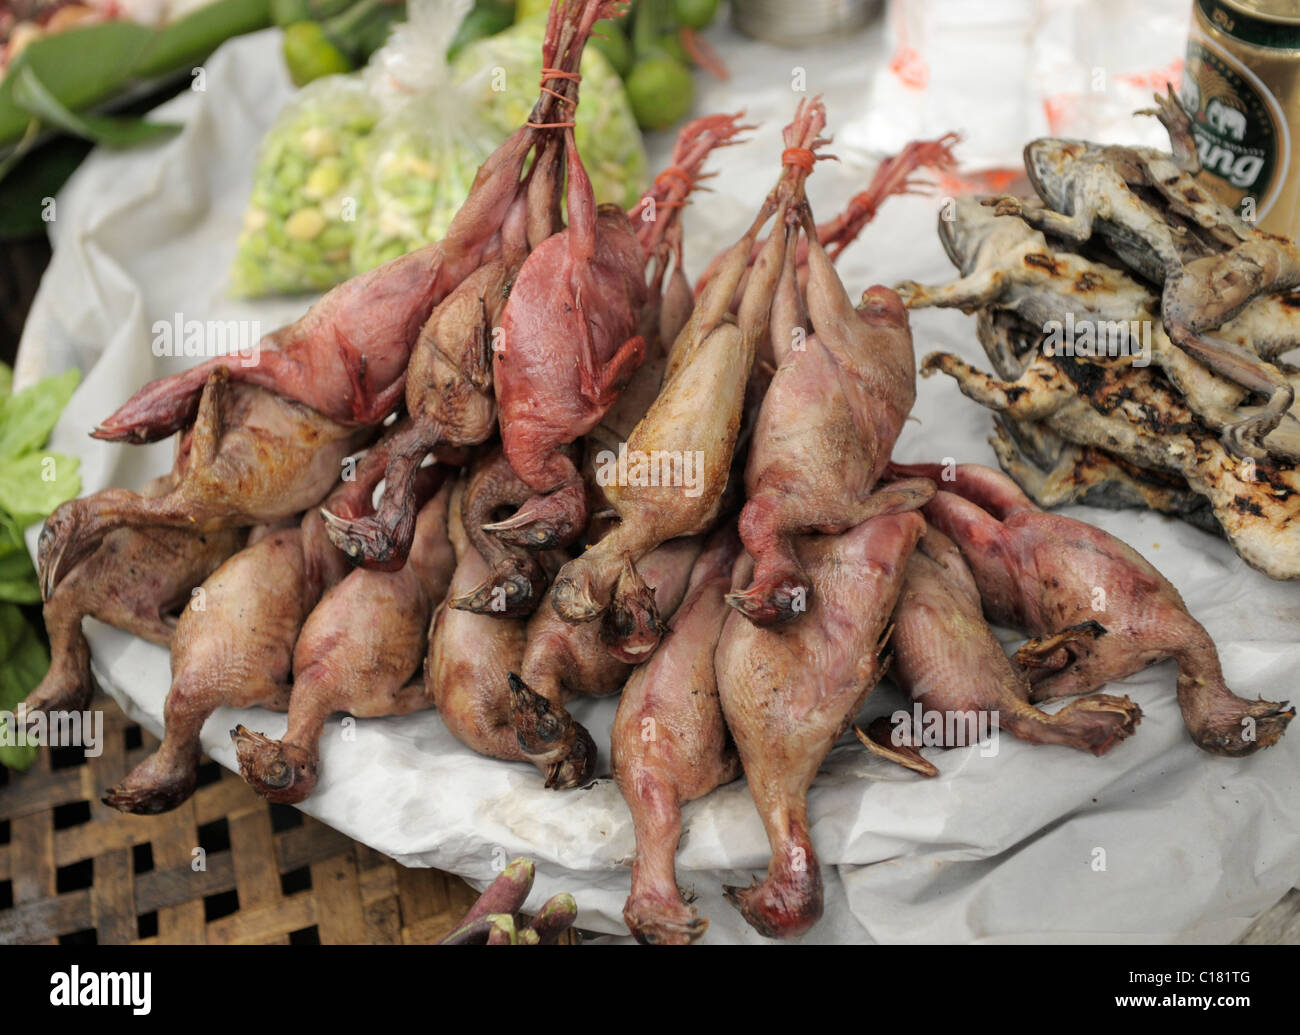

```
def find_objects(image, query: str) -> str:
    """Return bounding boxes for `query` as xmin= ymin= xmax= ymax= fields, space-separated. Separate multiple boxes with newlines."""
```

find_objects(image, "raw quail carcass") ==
xmin=522 ymin=536 xmax=701 ymax=695
xmin=21 ymin=473 xmax=243 ymax=720
xmin=102 ymin=508 xmax=351 ymax=814
xmin=715 ymin=511 xmax=924 ymax=939
xmin=549 ymin=99 xmax=828 ymax=627
xmin=727 ymin=199 xmax=934 ymax=626
xmin=693 ymin=134 xmax=962 ymax=326
xmin=232 ymin=478 xmax=456 ymax=803
xmin=612 ymin=528 xmax=742 ymax=945
xmin=39 ymin=369 xmax=370 ymax=596
xmin=446 ymin=446 xmax=558 ymax=616
xmin=887 ymin=461 xmax=1294 ymax=755
xmin=507 ymin=536 xmax=702 ymax=787
xmin=590 ymin=111 xmax=753 ymax=449
xmin=319 ymin=1 xmax=612 ymax=569
xmin=90 ymin=4 xmax=602 ymax=447
xmin=101 ymin=440 xmax=405 ymax=812
xmin=485 ymin=2 xmax=649 ymax=553
xmin=857 ymin=524 xmax=1141 ymax=776
xmin=425 ymin=476 xmax=583 ymax=783
xmin=569 ymin=115 xmax=754 ymax=630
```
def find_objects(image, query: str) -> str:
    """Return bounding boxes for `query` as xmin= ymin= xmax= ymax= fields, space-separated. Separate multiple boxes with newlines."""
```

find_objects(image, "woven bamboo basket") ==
xmin=0 ymin=692 xmax=577 ymax=945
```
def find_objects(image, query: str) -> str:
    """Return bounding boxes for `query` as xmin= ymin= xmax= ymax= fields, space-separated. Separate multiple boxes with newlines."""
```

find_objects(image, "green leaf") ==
xmin=0 ymin=602 xmax=47 ymax=770
xmin=0 ymin=134 xmax=90 ymax=236
xmin=134 ymin=0 xmax=273 ymax=80
xmin=0 ymin=577 xmax=41 ymax=605
xmin=0 ymin=367 xmax=79 ymax=459
xmin=0 ymin=543 xmax=39 ymax=604
xmin=0 ymin=452 xmax=80 ymax=524
xmin=0 ymin=510 xmax=25 ymax=550
xmin=12 ymin=66 xmax=181 ymax=150
xmin=0 ymin=118 xmax=40 ymax=186
xmin=0 ymin=362 xmax=12 ymax=398
xmin=0 ymin=541 xmax=36 ymax=575
xmin=0 ymin=22 xmax=157 ymax=146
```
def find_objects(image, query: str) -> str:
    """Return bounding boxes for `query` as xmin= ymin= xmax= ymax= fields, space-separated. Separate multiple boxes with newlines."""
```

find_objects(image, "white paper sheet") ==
xmin=17 ymin=23 xmax=1300 ymax=944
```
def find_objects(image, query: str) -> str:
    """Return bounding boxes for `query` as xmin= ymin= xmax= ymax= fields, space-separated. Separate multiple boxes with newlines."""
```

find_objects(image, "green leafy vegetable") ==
xmin=0 ymin=21 xmax=156 ymax=146
xmin=0 ymin=367 xmax=79 ymax=459
xmin=134 ymin=0 xmax=273 ymax=79
xmin=0 ymin=510 xmax=40 ymax=605
xmin=0 ymin=365 xmax=82 ymax=768
xmin=0 ymin=366 xmax=82 ymax=587
xmin=0 ymin=601 xmax=47 ymax=770
xmin=0 ymin=452 xmax=81 ymax=525
xmin=12 ymin=66 xmax=181 ymax=151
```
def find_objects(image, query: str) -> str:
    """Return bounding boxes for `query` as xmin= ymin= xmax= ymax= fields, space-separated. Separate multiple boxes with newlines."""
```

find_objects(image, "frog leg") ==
xmin=992 ymin=411 xmax=1067 ymax=470
xmin=1166 ymin=327 xmax=1295 ymax=458
xmin=1136 ymin=84 xmax=1200 ymax=175
xmin=975 ymin=308 xmax=1035 ymax=379
xmin=993 ymin=416 xmax=1086 ymax=504
xmin=893 ymin=268 xmax=1009 ymax=312
xmin=988 ymin=193 xmax=1096 ymax=246
xmin=921 ymin=352 xmax=1074 ymax=421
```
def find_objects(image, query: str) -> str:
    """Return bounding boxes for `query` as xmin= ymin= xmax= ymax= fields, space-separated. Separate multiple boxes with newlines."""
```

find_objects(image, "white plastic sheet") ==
xmin=17 ymin=22 xmax=1300 ymax=944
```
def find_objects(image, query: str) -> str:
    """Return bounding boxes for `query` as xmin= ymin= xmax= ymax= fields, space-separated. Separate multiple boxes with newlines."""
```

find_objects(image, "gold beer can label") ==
xmin=1183 ymin=0 xmax=1300 ymax=235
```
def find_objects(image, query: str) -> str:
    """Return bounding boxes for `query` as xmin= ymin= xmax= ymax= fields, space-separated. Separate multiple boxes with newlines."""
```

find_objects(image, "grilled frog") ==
xmin=984 ymin=87 xmax=1300 ymax=457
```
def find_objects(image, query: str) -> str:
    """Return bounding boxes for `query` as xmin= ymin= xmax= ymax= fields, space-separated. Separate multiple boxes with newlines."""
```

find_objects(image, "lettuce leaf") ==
xmin=0 ymin=601 xmax=45 ymax=770
xmin=0 ymin=450 xmax=80 ymax=525
xmin=0 ymin=368 xmax=82 ymax=766
xmin=0 ymin=367 xmax=79 ymax=459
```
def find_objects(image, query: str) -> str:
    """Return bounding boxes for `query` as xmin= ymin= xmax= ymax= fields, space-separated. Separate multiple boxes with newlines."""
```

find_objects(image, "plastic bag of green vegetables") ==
xmin=229 ymin=76 xmax=380 ymax=297
xmin=452 ymin=19 xmax=647 ymax=211
xmin=350 ymin=0 xmax=499 ymax=272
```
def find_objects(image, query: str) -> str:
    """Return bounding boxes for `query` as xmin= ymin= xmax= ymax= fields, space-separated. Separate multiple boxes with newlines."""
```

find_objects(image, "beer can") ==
xmin=1182 ymin=0 xmax=1300 ymax=237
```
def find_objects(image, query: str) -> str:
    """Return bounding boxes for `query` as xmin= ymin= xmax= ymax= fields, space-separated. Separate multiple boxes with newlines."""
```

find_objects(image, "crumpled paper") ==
xmin=18 ymin=24 xmax=1300 ymax=944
